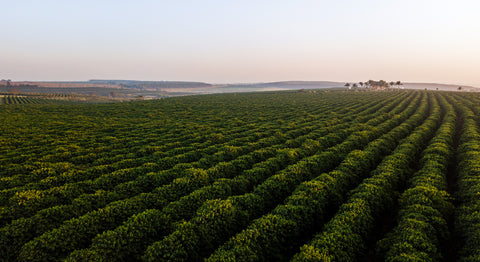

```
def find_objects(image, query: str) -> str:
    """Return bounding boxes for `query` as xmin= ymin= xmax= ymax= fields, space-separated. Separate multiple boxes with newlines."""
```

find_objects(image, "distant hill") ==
xmin=402 ymin=82 xmax=479 ymax=91
xmin=88 ymin=80 xmax=212 ymax=90
xmin=227 ymin=81 xmax=344 ymax=89
xmin=239 ymin=81 xmax=480 ymax=92
xmin=222 ymin=81 xmax=343 ymax=91
xmin=258 ymin=81 xmax=344 ymax=88
xmin=0 ymin=80 xmax=120 ymax=88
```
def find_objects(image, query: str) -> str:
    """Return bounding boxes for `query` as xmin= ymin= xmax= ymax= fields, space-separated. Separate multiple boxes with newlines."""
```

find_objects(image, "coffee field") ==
xmin=1 ymin=90 xmax=479 ymax=261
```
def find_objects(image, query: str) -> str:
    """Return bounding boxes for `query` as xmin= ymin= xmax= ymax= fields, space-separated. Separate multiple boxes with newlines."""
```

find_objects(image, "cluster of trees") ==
xmin=1 ymin=90 xmax=480 ymax=261
xmin=345 ymin=80 xmax=403 ymax=90
xmin=293 ymin=92 xmax=443 ymax=261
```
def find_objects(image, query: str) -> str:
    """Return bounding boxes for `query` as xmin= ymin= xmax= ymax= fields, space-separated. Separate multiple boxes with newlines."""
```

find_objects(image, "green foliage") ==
xmin=292 ymin=92 xmax=445 ymax=261
xmin=2 ymin=90 xmax=480 ymax=261
xmin=451 ymin=95 xmax=480 ymax=261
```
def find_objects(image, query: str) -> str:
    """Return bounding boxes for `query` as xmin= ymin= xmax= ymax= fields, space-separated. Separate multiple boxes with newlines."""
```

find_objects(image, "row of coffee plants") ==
xmin=290 ymin=92 xmax=444 ymax=261
xmin=376 ymin=93 xmax=456 ymax=261
xmin=451 ymin=94 xmax=480 ymax=261
xmin=0 ymin=95 xmax=54 ymax=104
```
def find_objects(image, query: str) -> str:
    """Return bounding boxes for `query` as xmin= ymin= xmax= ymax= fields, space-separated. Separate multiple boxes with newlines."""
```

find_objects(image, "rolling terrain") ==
xmin=2 ymin=80 xmax=477 ymax=100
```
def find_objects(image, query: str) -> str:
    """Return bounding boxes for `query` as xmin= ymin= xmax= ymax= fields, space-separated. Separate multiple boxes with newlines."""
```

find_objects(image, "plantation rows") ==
xmin=0 ymin=95 xmax=53 ymax=104
xmin=0 ymin=90 xmax=479 ymax=261
xmin=0 ymin=93 xmax=106 ymax=105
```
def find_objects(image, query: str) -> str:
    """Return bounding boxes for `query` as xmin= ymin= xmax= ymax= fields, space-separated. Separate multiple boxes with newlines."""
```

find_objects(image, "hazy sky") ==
xmin=2 ymin=0 xmax=480 ymax=86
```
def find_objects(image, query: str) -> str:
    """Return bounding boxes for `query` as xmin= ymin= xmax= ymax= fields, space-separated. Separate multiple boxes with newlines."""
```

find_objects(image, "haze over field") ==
xmin=2 ymin=0 xmax=480 ymax=87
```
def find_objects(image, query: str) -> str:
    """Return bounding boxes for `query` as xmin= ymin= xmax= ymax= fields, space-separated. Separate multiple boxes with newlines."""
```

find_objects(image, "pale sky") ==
xmin=2 ymin=0 xmax=480 ymax=86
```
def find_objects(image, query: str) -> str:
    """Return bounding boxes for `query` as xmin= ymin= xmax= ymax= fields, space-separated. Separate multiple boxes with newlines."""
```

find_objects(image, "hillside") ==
xmin=0 ymin=80 xmax=214 ymax=99
xmin=403 ymin=82 xmax=479 ymax=91
xmin=88 ymin=80 xmax=212 ymax=90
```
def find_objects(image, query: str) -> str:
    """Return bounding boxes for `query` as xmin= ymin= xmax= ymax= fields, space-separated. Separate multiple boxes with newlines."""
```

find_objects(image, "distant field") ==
xmin=0 ymin=94 xmax=60 ymax=105
xmin=0 ymin=93 xmax=125 ymax=104
xmin=1 ymin=80 xmax=478 ymax=99
xmin=0 ymin=90 xmax=479 ymax=261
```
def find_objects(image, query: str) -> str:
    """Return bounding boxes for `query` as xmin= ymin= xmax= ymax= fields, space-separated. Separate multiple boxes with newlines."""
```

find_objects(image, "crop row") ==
xmin=0 ymin=96 xmax=52 ymax=104
xmin=371 ymin=93 xmax=455 ymax=261
xmin=290 ymin=91 xmax=444 ymax=261
xmin=452 ymin=94 xmax=480 ymax=261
